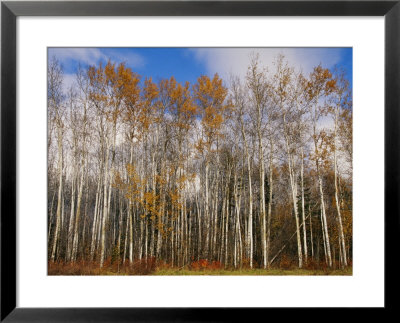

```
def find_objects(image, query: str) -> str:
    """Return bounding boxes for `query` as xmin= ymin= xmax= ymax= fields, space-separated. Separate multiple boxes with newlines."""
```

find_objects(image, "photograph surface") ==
xmin=47 ymin=47 xmax=352 ymax=275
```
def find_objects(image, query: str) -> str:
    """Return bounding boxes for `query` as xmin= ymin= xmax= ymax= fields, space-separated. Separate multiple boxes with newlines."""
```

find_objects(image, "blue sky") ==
xmin=48 ymin=47 xmax=352 ymax=90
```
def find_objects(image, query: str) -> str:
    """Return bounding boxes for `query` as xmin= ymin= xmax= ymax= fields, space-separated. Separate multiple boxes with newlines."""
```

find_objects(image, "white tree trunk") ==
xmin=51 ymin=126 xmax=63 ymax=262
xmin=72 ymin=155 xmax=86 ymax=262
xmin=100 ymin=140 xmax=110 ymax=268
xmin=300 ymin=148 xmax=308 ymax=263
xmin=334 ymin=108 xmax=347 ymax=267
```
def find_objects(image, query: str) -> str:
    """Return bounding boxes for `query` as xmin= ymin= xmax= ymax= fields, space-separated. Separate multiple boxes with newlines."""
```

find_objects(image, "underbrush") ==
xmin=48 ymin=257 xmax=352 ymax=276
xmin=48 ymin=257 xmax=157 ymax=275
xmin=189 ymin=259 xmax=223 ymax=270
xmin=154 ymin=266 xmax=352 ymax=276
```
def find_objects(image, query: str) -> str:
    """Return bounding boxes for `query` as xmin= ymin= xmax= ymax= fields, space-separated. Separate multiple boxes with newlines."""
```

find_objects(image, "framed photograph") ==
xmin=1 ymin=0 xmax=399 ymax=321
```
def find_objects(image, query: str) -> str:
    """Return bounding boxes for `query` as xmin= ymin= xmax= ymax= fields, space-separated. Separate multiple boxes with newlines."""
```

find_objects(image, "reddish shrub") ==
xmin=48 ymin=257 xmax=157 ymax=276
xmin=190 ymin=259 xmax=208 ymax=270
xmin=190 ymin=259 xmax=222 ymax=271
xmin=48 ymin=260 xmax=100 ymax=275
xmin=279 ymin=254 xmax=294 ymax=270
xmin=130 ymin=257 xmax=156 ymax=275
xmin=303 ymin=258 xmax=331 ymax=271
xmin=156 ymin=260 xmax=171 ymax=270
xmin=241 ymin=258 xmax=251 ymax=269
xmin=209 ymin=261 xmax=223 ymax=270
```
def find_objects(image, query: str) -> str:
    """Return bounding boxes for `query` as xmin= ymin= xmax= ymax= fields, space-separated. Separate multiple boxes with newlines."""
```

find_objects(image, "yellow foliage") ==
xmin=193 ymin=74 xmax=230 ymax=151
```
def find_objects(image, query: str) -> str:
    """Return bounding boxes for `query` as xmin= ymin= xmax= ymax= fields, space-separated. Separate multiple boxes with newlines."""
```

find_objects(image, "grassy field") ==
xmin=153 ymin=267 xmax=352 ymax=276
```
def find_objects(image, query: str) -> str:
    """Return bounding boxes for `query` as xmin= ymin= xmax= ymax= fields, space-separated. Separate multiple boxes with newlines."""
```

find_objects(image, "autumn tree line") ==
xmin=48 ymin=53 xmax=352 ymax=271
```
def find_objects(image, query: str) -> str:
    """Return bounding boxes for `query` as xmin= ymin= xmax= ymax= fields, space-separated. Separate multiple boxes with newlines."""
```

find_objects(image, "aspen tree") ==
xmin=306 ymin=65 xmax=334 ymax=267
xmin=246 ymin=54 xmax=269 ymax=269
xmin=270 ymin=56 xmax=303 ymax=268
xmin=71 ymin=68 xmax=91 ymax=262
xmin=66 ymin=87 xmax=78 ymax=262
xmin=48 ymin=57 xmax=65 ymax=262
xmin=193 ymin=74 xmax=229 ymax=260
xmin=330 ymin=71 xmax=351 ymax=267
xmin=230 ymin=76 xmax=254 ymax=268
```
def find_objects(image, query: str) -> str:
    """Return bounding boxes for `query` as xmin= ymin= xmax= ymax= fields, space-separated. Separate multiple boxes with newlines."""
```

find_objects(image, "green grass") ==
xmin=154 ymin=267 xmax=353 ymax=276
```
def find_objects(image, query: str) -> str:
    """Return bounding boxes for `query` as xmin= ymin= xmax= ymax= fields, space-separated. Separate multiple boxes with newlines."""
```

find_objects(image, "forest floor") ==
xmin=48 ymin=261 xmax=352 ymax=275
xmin=153 ymin=267 xmax=352 ymax=275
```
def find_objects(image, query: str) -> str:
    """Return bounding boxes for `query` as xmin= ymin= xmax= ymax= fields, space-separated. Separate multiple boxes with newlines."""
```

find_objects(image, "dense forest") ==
xmin=47 ymin=53 xmax=352 ymax=275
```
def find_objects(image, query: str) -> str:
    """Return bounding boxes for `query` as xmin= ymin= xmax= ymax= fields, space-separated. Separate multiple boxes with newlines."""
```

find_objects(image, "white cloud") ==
xmin=48 ymin=48 xmax=106 ymax=66
xmin=48 ymin=48 xmax=145 ymax=69
xmin=103 ymin=48 xmax=145 ymax=68
xmin=189 ymin=47 xmax=343 ymax=81
xmin=317 ymin=114 xmax=334 ymax=131
xmin=61 ymin=73 xmax=76 ymax=92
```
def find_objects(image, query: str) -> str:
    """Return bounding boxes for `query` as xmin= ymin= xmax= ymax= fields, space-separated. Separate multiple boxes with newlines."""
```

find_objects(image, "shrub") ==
xmin=209 ymin=260 xmax=223 ymax=270
xmin=190 ymin=259 xmax=223 ymax=271
xmin=190 ymin=259 xmax=208 ymax=270
xmin=279 ymin=254 xmax=294 ymax=270
xmin=130 ymin=257 xmax=156 ymax=275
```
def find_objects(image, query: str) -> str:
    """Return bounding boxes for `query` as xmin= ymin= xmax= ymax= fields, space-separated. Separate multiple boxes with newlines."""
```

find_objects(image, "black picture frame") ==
xmin=1 ymin=1 xmax=399 ymax=321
